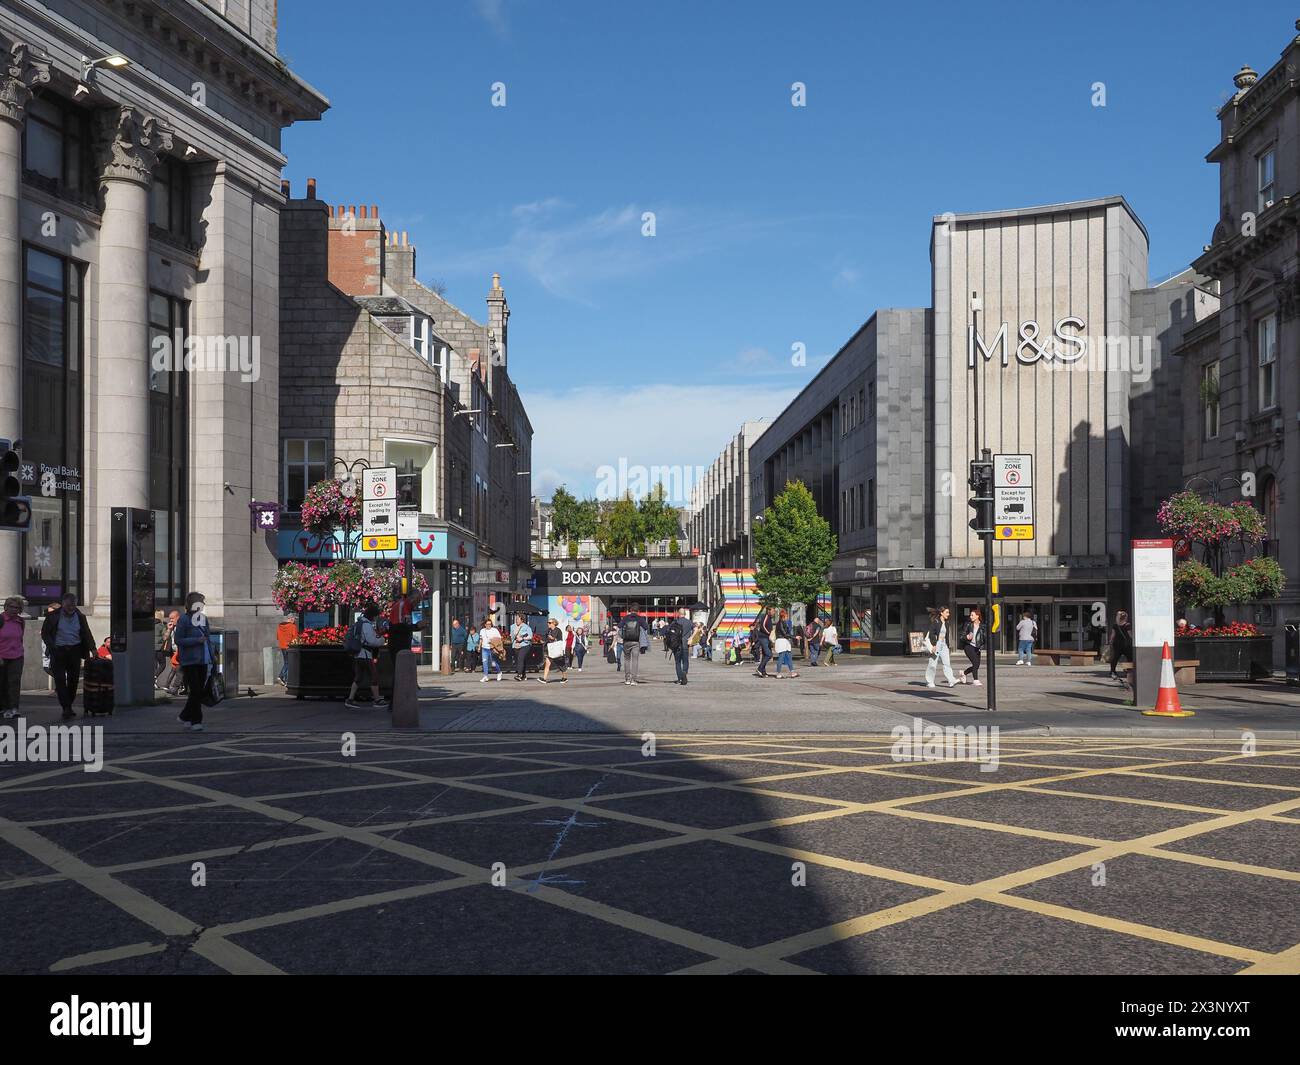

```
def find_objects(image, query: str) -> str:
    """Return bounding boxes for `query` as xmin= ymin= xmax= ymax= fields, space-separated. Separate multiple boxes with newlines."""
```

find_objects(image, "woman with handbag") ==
xmin=540 ymin=618 xmax=568 ymax=684
xmin=174 ymin=591 xmax=215 ymax=731
xmin=773 ymin=609 xmax=799 ymax=678
xmin=957 ymin=607 xmax=985 ymax=686
xmin=922 ymin=606 xmax=958 ymax=689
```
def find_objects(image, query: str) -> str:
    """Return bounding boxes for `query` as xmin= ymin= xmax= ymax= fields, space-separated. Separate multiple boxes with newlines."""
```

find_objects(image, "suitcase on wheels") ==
xmin=82 ymin=658 xmax=115 ymax=717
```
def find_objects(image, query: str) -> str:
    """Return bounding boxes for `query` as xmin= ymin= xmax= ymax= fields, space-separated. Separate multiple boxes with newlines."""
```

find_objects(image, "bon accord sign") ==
xmin=537 ymin=562 xmax=697 ymax=592
xmin=562 ymin=569 xmax=652 ymax=585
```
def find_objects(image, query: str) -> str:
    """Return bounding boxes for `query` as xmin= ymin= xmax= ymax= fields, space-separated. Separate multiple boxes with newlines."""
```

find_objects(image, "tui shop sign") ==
xmin=276 ymin=529 xmax=477 ymax=565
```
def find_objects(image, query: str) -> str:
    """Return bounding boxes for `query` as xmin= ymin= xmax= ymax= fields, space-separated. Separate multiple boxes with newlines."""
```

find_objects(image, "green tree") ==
xmin=668 ymin=535 xmax=680 ymax=558
xmin=638 ymin=481 xmax=681 ymax=543
xmin=753 ymin=480 xmax=837 ymax=608
xmin=597 ymin=495 xmax=645 ymax=557
xmin=550 ymin=487 xmax=600 ymax=552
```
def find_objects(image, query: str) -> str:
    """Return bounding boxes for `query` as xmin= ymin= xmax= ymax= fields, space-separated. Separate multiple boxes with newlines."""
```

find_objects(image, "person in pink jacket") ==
xmin=0 ymin=597 xmax=27 ymax=719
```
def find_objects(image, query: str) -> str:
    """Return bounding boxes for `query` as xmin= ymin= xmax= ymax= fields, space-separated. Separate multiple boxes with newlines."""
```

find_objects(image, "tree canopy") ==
xmin=752 ymin=480 xmax=837 ymax=608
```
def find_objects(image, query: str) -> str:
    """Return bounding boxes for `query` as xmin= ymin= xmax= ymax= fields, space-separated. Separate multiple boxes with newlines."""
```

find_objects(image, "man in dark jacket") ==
xmin=620 ymin=610 xmax=647 ymax=686
xmin=41 ymin=593 xmax=97 ymax=720
xmin=668 ymin=608 xmax=694 ymax=685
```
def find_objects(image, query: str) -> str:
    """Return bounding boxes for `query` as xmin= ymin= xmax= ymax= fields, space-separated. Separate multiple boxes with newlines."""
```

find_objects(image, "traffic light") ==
xmin=0 ymin=440 xmax=31 ymax=532
xmin=967 ymin=457 xmax=994 ymax=538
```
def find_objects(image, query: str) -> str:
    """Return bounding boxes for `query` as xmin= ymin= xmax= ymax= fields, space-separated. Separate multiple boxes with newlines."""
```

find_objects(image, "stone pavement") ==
xmin=11 ymin=647 xmax=1300 ymax=737
xmin=3 ymin=730 xmax=1299 ymax=974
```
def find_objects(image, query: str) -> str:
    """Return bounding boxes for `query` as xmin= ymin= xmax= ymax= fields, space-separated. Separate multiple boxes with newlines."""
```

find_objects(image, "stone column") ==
xmin=0 ymin=40 xmax=50 ymax=596
xmin=92 ymin=106 xmax=172 ymax=612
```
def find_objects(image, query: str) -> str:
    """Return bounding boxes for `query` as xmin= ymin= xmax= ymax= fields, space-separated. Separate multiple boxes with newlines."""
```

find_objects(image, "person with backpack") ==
xmin=345 ymin=604 xmax=390 ymax=707
xmin=478 ymin=614 xmax=505 ymax=682
xmin=667 ymin=608 xmax=693 ymax=685
xmin=957 ymin=606 xmax=985 ymax=686
xmin=1014 ymin=610 xmax=1038 ymax=665
xmin=922 ymin=606 xmax=957 ymax=689
xmin=540 ymin=618 xmax=569 ymax=684
xmin=0 ymin=597 xmax=26 ymax=720
xmin=174 ymin=591 xmax=216 ymax=730
xmin=621 ymin=609 xmax=646 ymax=686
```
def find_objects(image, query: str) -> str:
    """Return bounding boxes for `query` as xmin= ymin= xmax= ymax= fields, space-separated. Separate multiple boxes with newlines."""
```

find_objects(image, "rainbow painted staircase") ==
xmin=713 ymin=569 xmax=762 ymax=642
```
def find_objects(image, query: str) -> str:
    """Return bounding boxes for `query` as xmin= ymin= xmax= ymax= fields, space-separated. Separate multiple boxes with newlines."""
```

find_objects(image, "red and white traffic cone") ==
xmin=1142 ymin=641 xmax=1194 ymax=717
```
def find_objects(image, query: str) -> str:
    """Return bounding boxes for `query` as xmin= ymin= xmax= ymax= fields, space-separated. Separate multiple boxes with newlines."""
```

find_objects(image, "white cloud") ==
xmin=475 ymin=0 xmax=508 ymax=36
xmin=527 ymin=383 xmax=795 ymax=504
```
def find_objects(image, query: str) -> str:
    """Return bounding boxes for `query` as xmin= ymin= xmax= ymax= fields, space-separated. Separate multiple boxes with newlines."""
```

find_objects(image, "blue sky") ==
xmin=281 ymin=0 xmax=1295 ymax=501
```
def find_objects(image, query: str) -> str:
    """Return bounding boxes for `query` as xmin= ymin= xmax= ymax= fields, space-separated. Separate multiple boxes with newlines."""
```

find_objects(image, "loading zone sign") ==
xmin=993 ymin=454 xmax=1034 ymax=541
xmin=363 ymin=498 xmax=396 ymax=536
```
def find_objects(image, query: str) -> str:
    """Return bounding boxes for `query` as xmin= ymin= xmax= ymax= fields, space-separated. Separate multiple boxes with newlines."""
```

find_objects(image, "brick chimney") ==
xmin=486 ymin=272 xmax=508 ymax=371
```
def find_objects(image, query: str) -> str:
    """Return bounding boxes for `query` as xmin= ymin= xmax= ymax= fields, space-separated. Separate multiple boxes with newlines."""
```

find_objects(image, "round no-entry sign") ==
xmin=1006 ymin=470 xmax=1020 ymax=485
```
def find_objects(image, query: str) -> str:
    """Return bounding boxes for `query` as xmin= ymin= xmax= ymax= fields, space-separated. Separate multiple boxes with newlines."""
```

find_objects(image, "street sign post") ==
xmin=993 ymin=454 xmax=1034 ymax=541
xmin=363 ymin=498 xmax=396 ymax=535
xmin=1131 ymin=539 xmax=1175 ymax=708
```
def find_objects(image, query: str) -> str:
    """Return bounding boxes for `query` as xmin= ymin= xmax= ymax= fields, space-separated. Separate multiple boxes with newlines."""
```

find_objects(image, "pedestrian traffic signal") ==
xmin=967 ymin=458 xmax=994 ymax=537
xmin=0 ymin=440 xmax=31 ymax=532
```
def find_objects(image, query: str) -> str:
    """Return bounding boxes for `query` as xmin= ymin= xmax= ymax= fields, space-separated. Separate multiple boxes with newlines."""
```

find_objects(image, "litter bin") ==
xmin=209 ymin=629 xmax=240 ymax=695
xmin=1285 ymin=619 xmax=1299 ymax=686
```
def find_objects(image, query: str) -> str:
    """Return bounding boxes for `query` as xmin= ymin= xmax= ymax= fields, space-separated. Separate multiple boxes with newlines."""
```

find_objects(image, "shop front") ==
xmin=276 ymin=524 xmax=478 ymax=666
xmin=531 ymin=558 xmax=700 ymax=632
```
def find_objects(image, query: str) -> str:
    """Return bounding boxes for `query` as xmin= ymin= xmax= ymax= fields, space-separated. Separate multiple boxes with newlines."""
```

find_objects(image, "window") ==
xmin=1201 ymin=361 xmax=1220 ymax=440
xmin=1258 ymin=149 xmax=1276 ymax=212
xmin=21 ymin=247 xmax=83 ymax=604
xmin=867 ymin=479 xmax=875 ymax=527
xmin=22 ymin=95 xmax=91 ymax=200
xmin=867 ymin=381 xmax=875 ymax=416
xmin=148 ymin=292 xmax=189 ymax=605
xmin=859 ymin=389 xmax=866 ymax=425
xmin=1257 ymin=317 xmax=1277 ymax=411
xmin=1258 ymin=476 xmax=1279 ymax=558
xmin=149 ymin=156 xmax=192 ymax=240
xmin=284 ymin=439 xmax=327 ymax=512
xmin=385 ymin=439 xmax=437 ymax=515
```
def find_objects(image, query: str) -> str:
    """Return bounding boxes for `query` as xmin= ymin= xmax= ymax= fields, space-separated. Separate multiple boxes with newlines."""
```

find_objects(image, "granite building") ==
xmin=2 ymin=0 xmax=326 ymax=675
xmin=686 ymin=419 xmax=767 ymax=606
xmin=277 ymin=181 xmax=533 ymax=661
xmin=747 ymin=196 xmax=1212 ymax=653
xmin=1183 ymin=25 xmax=1300 ymax=657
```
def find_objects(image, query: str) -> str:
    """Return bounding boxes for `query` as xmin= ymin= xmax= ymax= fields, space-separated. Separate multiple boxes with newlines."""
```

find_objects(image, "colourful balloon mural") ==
xmin=549 ymin=594 xmax=591 ymax=631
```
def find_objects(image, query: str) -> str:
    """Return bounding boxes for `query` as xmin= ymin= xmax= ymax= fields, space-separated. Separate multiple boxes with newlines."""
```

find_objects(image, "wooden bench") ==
xmin=1118 ymin=660 xmax=1201 ymax=686
xmin=1034 ymin=648 xmax=1100 ymax=666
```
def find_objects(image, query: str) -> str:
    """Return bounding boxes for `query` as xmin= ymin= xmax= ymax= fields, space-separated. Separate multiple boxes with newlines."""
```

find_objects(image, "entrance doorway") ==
xmin=1052 ymin=601 xmax=1104 ymax=654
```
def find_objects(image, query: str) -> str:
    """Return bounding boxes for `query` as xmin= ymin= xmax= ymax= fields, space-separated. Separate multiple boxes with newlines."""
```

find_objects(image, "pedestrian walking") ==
xmin=344 ymin=604 xmax=390 ymax=706
xmin=922 ymin=606 xmax=957 ymax=688
xmin=958 ymin=607 xmax=985 ymax=685
xmin=773 ymin=609 xmax=799 ymax=678
xmin=0 ymin=597 xmax=26 ymax=719
xmin=153 ymin=608 xmax=168 ymax=679
xmin=821 ymin=618 xmax=840 ymax=665
xmin=621 ymin=609 xmax=646 ymax=685
xmin=476 ymin=614 xmax=505 ymax=683
xmin=466 ymin=624 xmax=481 ymax=671
xmin=1015 ymin=610 xmax=1037 ymax=665
xmin=805 ymin=615 xmax=823 ymax=666
xmin=510 ymin=612 xmax=534 ymax=681
xmin=752 ymin=606 xmax=775 ymax=678
xmin=1108 ymin=610 xmax=1134 ymax=684
xmin=667 ymin=608 xmax=693 ymax=685
xmin=540 ymin=618 xmax=569 ymax=684
xmin=688 ymin=621 xmax=705 ymax=660
xmin=573 ymin=627 xmax=587 ymax=671
xmin=276 ymin=612 xmax=296 ymax=686
xmin=449 ymin=617 xmax=467 ymax=671
xmin=41 ymin=592 xmax=96 ymax=720
xmin=174 ymin=591 xmax=216 ymax=730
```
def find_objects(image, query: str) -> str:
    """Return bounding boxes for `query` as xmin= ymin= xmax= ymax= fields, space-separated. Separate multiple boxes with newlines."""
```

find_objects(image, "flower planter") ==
xmin=285 ymin=644 xmax=354 ymax=699
xmin=1175 ymin=635 xmax=1273 ymax=682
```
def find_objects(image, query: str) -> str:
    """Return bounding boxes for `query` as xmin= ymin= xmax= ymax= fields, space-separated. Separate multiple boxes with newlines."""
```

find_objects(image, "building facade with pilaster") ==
xmin=1 ymin=0 xmax=326 ymax=676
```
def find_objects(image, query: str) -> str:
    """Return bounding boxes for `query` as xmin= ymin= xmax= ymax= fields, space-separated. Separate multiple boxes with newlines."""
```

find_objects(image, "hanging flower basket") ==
xmin=300 ymin=478 xmax=361 ymax=536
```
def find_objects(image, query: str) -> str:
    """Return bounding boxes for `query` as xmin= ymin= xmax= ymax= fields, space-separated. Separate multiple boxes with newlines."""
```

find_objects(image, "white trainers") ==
xmin=494 ymin=673 xmax=502 ymax=681
xmin=480 ymin=675 xmax=489 ymax=683
xmin=189 ymin=723 xmax=205 ymax=732
xmin=972 ymin=679 xmax=983 ymax=686
xmin=926 ymin=681 xmax=936 ymax=688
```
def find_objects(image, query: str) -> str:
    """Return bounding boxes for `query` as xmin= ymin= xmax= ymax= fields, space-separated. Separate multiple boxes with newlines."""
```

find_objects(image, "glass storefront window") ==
xmin=21 ymin=247 xmax=83 ymax=604
xmin=148 ymin=291 xmax=188 ymax=605
xmin=385 ymin=439 xmax=437 ymax=514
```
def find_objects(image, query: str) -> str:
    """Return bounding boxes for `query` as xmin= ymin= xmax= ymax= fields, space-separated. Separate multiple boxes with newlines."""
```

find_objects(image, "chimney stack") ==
xmin=306 ymin=177 xmax=317 ymax=199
